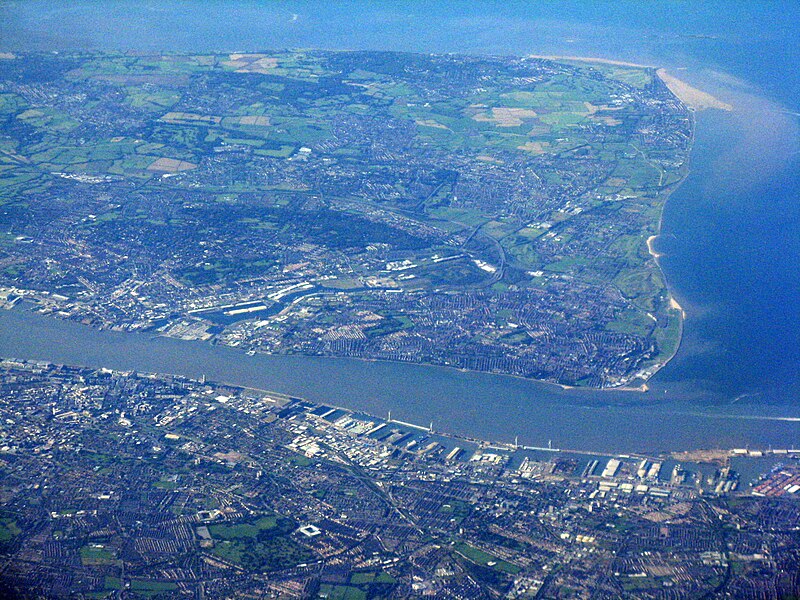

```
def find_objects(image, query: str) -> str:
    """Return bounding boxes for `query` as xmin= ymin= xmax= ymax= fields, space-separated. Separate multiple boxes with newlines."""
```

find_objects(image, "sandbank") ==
xmin=656 ymin=69 xmax=733 ymax=111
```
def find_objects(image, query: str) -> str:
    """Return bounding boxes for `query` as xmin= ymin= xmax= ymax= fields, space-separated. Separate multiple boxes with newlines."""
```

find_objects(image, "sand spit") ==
xmin=656 ymin=69 xmax=733 ymax=111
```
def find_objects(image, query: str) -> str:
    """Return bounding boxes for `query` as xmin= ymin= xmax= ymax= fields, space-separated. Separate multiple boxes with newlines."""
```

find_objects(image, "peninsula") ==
xmin=0 ymin=50 xmax=695 ymax=387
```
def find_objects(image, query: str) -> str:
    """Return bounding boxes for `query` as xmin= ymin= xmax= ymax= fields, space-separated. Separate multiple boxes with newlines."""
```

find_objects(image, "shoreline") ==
xmin=528 ymin=56 xmax=716 ymax=387
xmin=646 ymin=235 xmax=664 ymax=259
xmin=528 ymin=54 xmax=733 ymax=112
xmin=4 ymin=301 xmax=649 ymax=397
xmin=656 ymin=68 xmax=733 ymax=112
xmin=4 ymin=356 xmax=797 ymax=461
xmin=669 ymin=296 xmax=687 ymax=319
xmin=527 ymin=54 xmax=653 ymax=69
xmin=646 ymin=234 xmax=686 ymax=320
xmin=641 ymin=192 xmax=689 ymax=381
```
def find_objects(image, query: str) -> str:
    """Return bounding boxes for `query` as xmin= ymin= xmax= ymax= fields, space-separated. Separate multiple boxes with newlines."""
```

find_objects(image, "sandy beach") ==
xmin=646 ymin=235 xmax=663 ymax=259
xmin=528 ymin=55 xmax=733 ymax=112
xmin=527 ymin=54 xmax=652 ymax=69
xmin=669 ymin=296 xmax=686 ymax=319
xmin=656 ymin=69 xmax=733 ymax=111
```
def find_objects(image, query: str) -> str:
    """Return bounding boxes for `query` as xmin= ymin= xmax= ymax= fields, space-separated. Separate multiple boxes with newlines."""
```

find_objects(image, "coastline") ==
xmin=528 ymin=54 xmax=733 ymax=112
xmin=656 ymin=68 xmax=733 ymax=112
xmin=501 ymin=55 xmax=727 ymax=390
xmin=525 ymin=57 xmax=714 ymax=387
xmin=646 ymin=235 xmax=663 ymax=259
xmin=632 ymin=73 xmax=698 ymax=384
xmin=646 ymin=234 xmax=686 ymax=321
xmin=527 ymin=54 xmax=653 ymax=69
xmin=641 ymin=186 xmax=689 ymax=382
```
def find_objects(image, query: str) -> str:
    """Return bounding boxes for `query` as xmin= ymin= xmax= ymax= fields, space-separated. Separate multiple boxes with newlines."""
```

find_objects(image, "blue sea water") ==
xmin=0 ymin=1 xmax=799 ymax=448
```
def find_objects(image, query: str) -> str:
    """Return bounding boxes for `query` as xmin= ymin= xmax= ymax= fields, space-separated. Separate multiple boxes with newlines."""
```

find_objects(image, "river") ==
xmin=2 ymin=306 xmax=798 ymax=454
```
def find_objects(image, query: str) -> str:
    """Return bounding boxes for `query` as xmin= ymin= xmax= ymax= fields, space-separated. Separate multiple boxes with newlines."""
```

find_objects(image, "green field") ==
xmin=209 ymin=515 xmax=313 ymax=571
xmin=80 ymin=544 xmax=117 ymax=566
xmin=0 ymin=518 xmax=20 ymax=542
xmin=454 ymin=542 xmax=522 ymax=574
xmin=209 ymin=515 xmax=279 ymax=539
xmin=318 ymin=584 xmax=367 ymax=600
